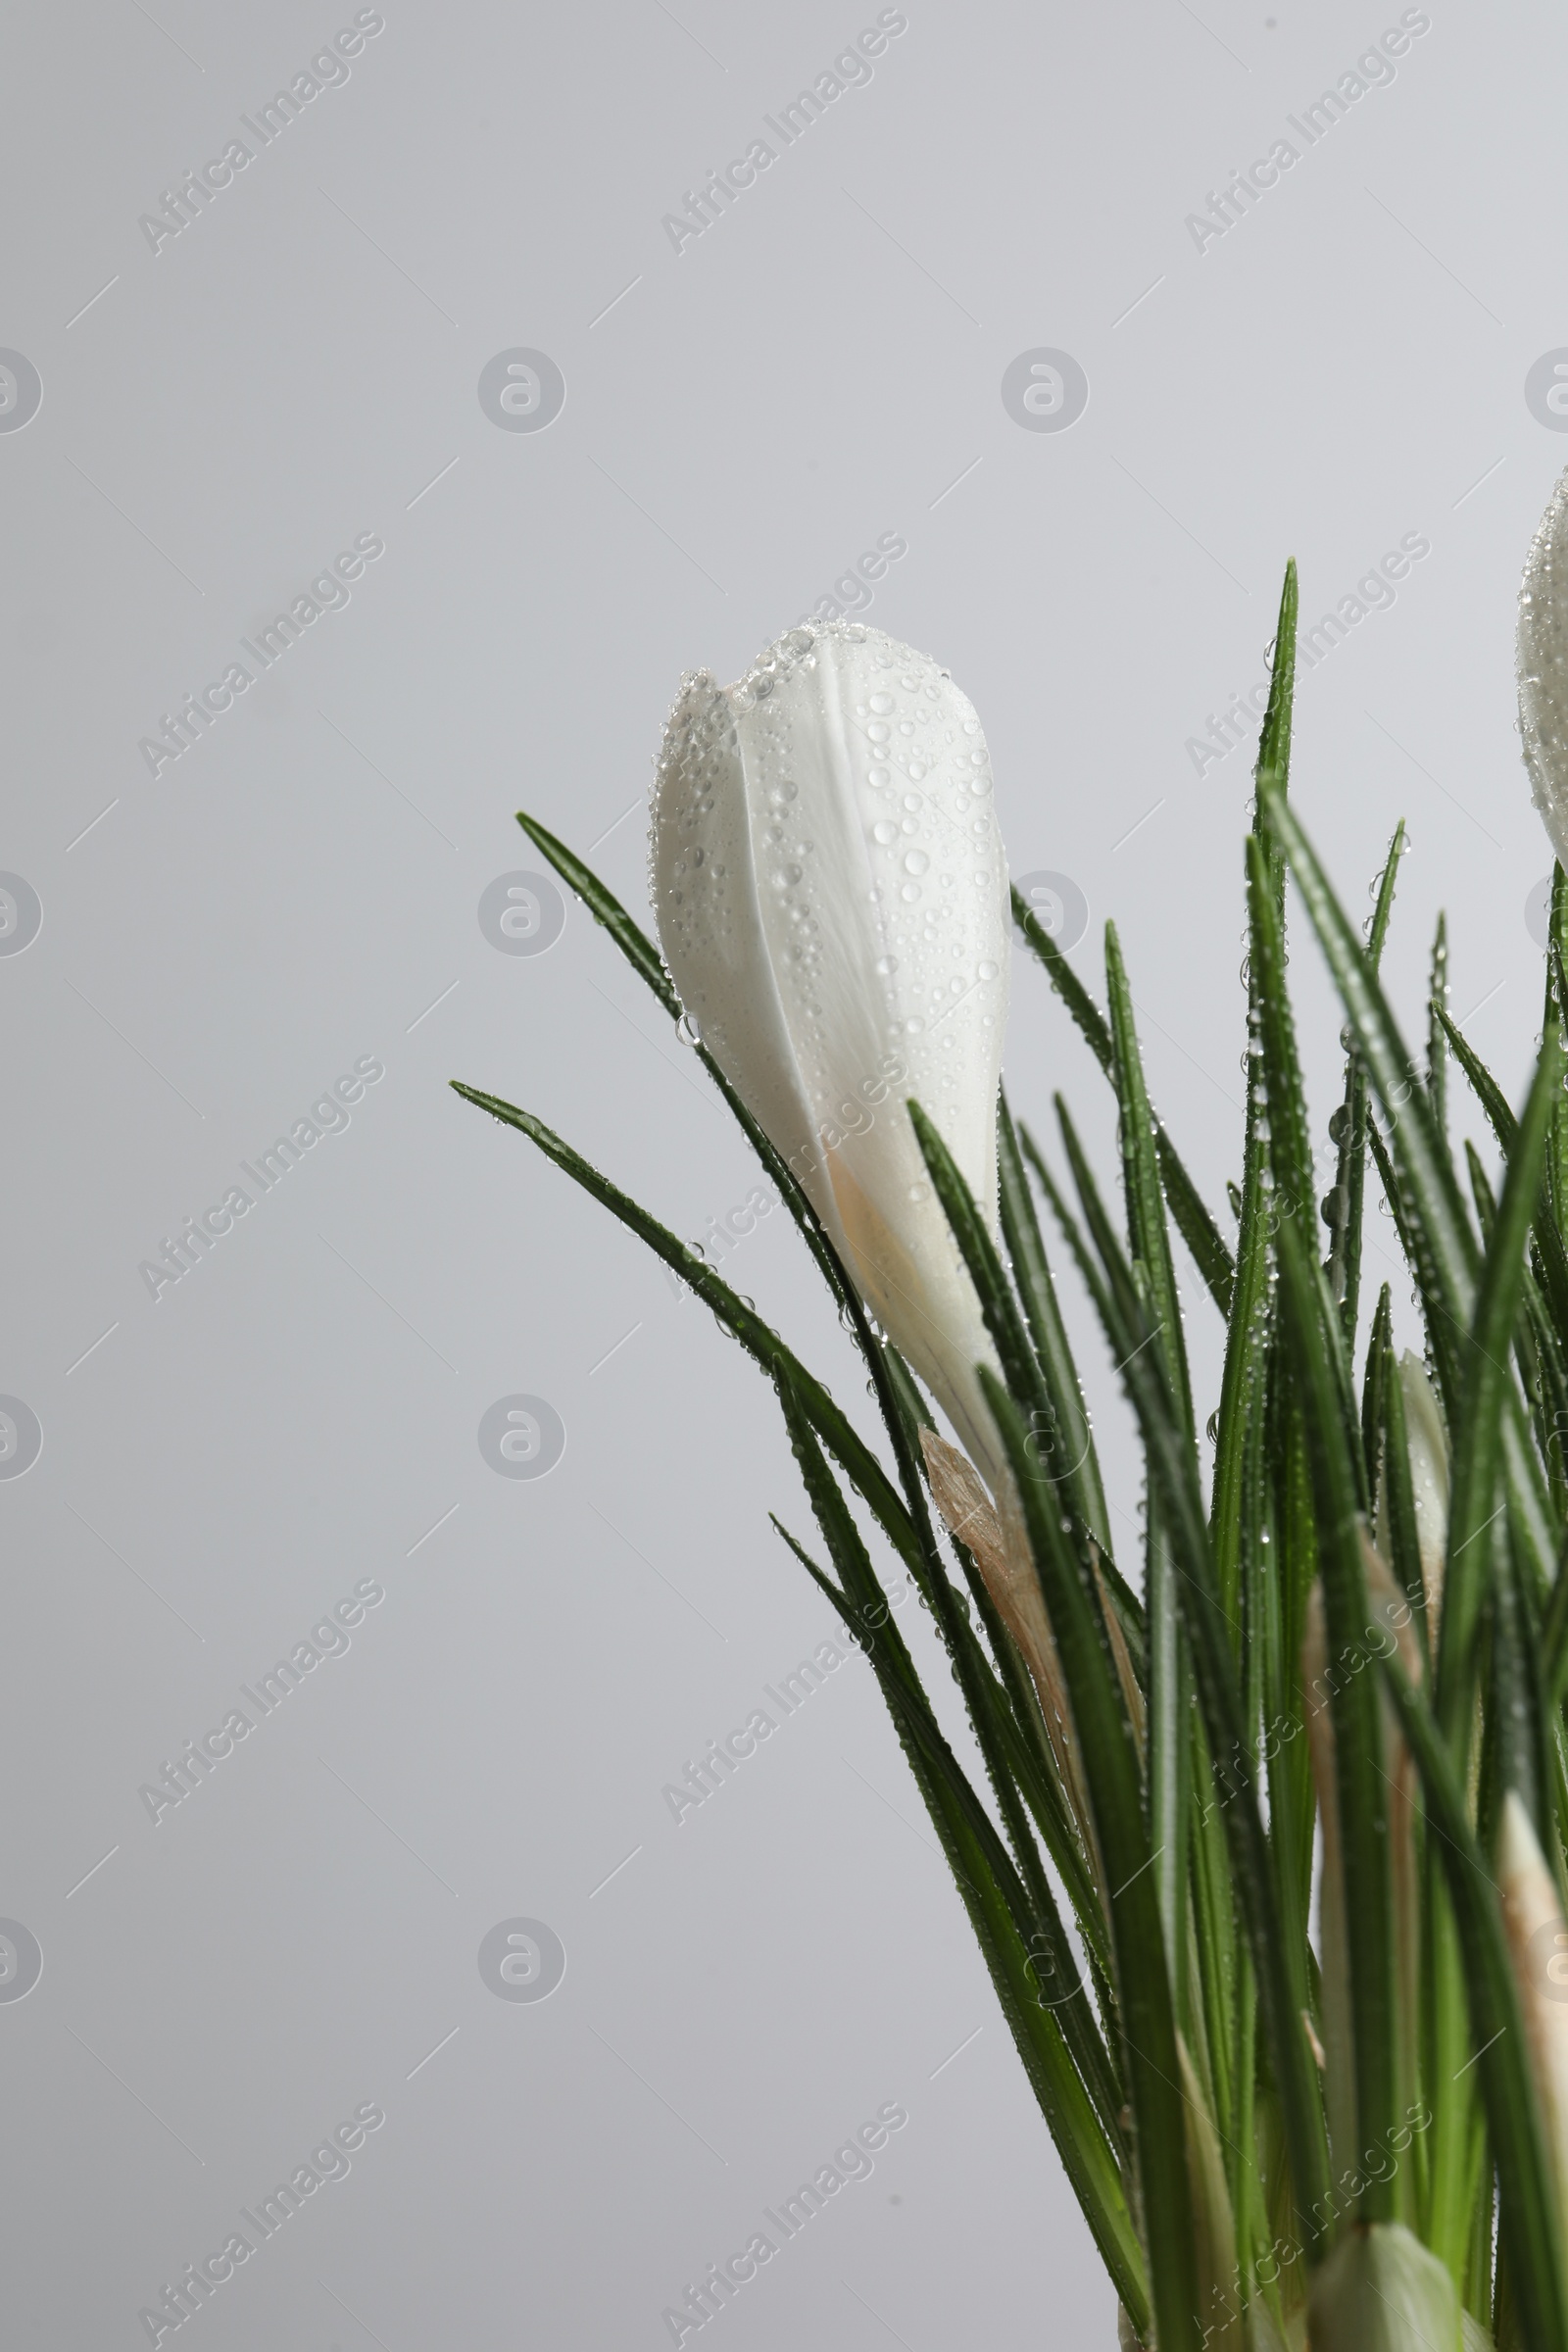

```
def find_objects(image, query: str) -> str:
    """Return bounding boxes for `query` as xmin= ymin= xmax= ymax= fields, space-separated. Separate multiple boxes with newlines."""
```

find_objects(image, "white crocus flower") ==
xmin=1519 ymin=464 xmax=1568 ymax=865
xmin=650 ymin=620 xmax=1011 ymax=1489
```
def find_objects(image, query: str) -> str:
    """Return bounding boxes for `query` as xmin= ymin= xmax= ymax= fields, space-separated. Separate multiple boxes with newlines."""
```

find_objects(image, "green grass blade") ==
xmin=1439 ymin=1004 xmax=1519 ymax=1158
xmin=1039 ymin=1104 xmax=1335 ymax=2250
xmin=1428 ymin=912 xmax=1449 ymax=1138
xmin=1246 ymin=831 xmax=1367 ymax=1515
xmin=1253 ymin=560 xmax=1298 ymax=817
xmin=1438 ymin=1026 xmax=1564 ymax=1747
xmin=998 ymin=1094 xmax=1112 ymax=1557
xmin=1105 ymin=921 xmax=1196 ymax=1441
xmin=514 ymin=806 xmax=677 ymax=1010
xmin=450 ymin=1082 xmax=921 ymax=1573
xmin=1011 ymin=887 xmax=1235 ymax=1316
xmin=1380 ymin=1655 xmax=1568 ymax=2352
xmin=1260 ymin=781 xmax=1478 ymax=1412
xmin=773 ymin=1374 xmax=1128 ymax=2149
xmin=983 ymin=1370 xmax=1201 ymax=2352
xmin=1274 ymin=1211 xmax=1397 ymax=2218
xmin=1325 ymin=824 xmax=1404 ymax=1347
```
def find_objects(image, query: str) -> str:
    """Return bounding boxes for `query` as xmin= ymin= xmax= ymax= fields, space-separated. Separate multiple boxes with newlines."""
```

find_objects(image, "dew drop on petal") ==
xmin=978 ymin=958 xmax=999 ymax=980
xmin=905 ymin=851 xmax=930 ymax=875
xmin=869 ymin=691 xmax=895 ymax=714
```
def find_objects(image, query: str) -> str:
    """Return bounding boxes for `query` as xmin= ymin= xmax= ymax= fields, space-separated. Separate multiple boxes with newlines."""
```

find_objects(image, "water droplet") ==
xmin=873 ymin=820 xmax=898 ymax=846
xmin=676 ymin=1012 xmax=701 ymax=1047
xmin=875 ymin=954 xmax=899 ymax=975
xmin=905 ymin=851 xmax=930 ymax=875
xmin=869 ymin=691 xmax=895 ymax=714
xmin=866 ymin=721 xmax=891 ymax=743
xmin=901 ymin=883 xmax=921 ymax=903
xmin=978 ymin=958 xmax=999 ymax=980
xmin=908 ymin=1181 xmax=930 ymax=1201
xmin=867 ymin=764 xmax=890 ymax=787
xmin=906 ymin=1014 xmax=925 ymax=1032
xmin=907 ymin=760 xmax=926 ymax=780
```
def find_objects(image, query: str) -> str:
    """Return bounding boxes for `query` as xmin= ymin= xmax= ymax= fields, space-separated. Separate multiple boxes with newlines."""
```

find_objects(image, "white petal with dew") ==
xmin=651 ymin=621 xmax=1012 ymax=1486
xmin=1519 ymin=465 xmax=1568 ymax=871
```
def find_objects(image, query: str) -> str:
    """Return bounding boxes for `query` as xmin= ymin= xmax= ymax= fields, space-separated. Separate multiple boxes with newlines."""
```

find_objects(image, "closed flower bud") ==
xmin=651 ymin=620 xmax=1012 ymax=1484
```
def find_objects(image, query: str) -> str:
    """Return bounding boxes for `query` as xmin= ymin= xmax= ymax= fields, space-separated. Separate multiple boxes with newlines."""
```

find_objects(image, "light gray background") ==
xmin=0 ymin=0 xmax=1559 ymax=2343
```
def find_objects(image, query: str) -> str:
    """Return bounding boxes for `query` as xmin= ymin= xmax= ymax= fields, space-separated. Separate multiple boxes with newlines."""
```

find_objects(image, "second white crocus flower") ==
xmin=650 ymin=620 xmax=1012 ymax=1489
xmin=1519 ymin=463 xmax=1568 ymax=866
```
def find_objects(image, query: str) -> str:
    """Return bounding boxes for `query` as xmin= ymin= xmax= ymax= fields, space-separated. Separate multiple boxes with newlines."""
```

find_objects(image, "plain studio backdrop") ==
xmin=0 ymin=0 xmax=1558 ymax=2342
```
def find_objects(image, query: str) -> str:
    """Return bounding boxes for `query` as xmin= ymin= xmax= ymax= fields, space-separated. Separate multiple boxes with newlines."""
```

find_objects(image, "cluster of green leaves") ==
xmin=455 ymin=566 xmax=1568 ymax=2350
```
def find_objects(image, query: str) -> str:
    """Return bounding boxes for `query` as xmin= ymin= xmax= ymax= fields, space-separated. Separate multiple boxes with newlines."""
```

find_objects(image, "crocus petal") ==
xmin=1498 ymin=1789 xmax=1568 ymax=2219
xmin=651 ymin=620 xmax=1011 ymax=1483
xmin=1519 ymin=465 xmax=1568 ymax=868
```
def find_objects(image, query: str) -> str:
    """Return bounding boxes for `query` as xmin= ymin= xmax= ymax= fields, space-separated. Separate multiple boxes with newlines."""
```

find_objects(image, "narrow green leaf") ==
xmin=1010 ymin=886 xmax=1235 ymax=1316
xmin=998 ymin=1093 xmax=1112 ymax=1558
xmin=1438 ymin=1026 xmax=1563 ymax=1748
xmin=1106 ymin=921 xmax=1195 ymax=1442
xmin=1274 ymin=1210 xmax=1396 ymax=2218
xmin=1260 ymin=781 xmax=1477 ymax=1412
xmin=1380 ymin=1655 xmax=1568 ymax=2352
xmin=450 ymin=1082 xmax=921 ymax=1573
xmin=1037 ymin=1102 xmax=1335 ymax=2250
xmin=983 ymin=1370 xmax=1201 ymax=2352
xmin=1428 ymin=911 xmax=1449 ymax=1138
xmin=1325 ymin=823 xmax=1405 ymax=1346
xmin=773 ymin=1374 xmax=1128 ymax=2152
